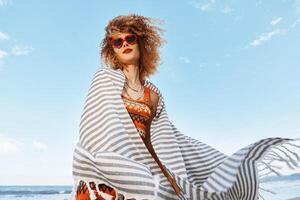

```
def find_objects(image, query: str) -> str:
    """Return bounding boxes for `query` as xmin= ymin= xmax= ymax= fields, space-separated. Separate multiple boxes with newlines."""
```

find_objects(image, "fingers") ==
xmin=75 ymin=180 xmax=90 ymax=200
xmin=89 ymin=181 xmax=104 ymax=200
xmin=75 ymin=181 xmax=138 ymax=200
xmin=76 ymin=180 xmax=118 ymax=200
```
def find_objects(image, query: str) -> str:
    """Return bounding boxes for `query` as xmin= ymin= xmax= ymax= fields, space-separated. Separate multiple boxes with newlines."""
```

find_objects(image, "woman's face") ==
xmin=110 ymin=32 xmax=140 ymax=66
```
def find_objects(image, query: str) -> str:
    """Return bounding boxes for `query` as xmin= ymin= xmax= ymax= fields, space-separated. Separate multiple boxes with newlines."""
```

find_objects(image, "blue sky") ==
xmin=0 ymin=0 xmax=300 ymax=185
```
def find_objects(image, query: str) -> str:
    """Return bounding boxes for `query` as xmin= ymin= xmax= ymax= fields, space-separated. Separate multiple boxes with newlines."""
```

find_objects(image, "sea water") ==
xmin=0 ymin=179 xmax=300 ymax=200
xmin=260 ymin=179 xmax=300 ymax=200
xmin=0 ymin=185 xmax=71 ymax=200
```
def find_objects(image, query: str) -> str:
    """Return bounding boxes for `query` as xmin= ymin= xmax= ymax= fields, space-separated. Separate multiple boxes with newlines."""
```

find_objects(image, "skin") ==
xmin=111 ymin=32 xmax=159 ymax=122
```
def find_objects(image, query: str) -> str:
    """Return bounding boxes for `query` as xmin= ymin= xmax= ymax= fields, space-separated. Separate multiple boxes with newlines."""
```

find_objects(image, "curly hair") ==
xmin=100 ymin=14 xmax=166 ymax=81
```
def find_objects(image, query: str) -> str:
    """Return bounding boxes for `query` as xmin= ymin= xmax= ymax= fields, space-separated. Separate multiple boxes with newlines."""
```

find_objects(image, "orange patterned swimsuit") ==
xmin=76 ymin=86 xmax=153 ymax=200
xmin=121 ymin=86 xmax=153 ymax=139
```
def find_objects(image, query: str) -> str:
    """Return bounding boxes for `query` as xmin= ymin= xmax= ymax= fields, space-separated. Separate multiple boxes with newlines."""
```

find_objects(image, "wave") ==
xmin=0 ymin=186 xmax=72 ymax=196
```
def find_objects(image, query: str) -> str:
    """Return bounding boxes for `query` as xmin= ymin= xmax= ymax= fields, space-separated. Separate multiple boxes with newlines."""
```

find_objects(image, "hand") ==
xmin=75 ymin=180 xmax=117 ymax=200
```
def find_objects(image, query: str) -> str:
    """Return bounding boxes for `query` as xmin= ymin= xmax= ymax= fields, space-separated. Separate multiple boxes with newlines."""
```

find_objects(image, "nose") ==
xmin=123 ymin=41 xmax=129 ymax=48
xmin=123 ymin=42 xmax=129 ymax=47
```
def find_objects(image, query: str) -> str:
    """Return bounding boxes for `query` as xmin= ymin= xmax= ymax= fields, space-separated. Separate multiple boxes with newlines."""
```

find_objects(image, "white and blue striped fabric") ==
xmin=69 ymin=67 xmax=300 ymax=200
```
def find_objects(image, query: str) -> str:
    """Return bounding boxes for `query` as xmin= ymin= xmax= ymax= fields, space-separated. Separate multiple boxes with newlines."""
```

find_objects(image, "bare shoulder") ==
xmin=149 ymin=88 xmax=159 ymax=116
xmin=150 ymin=90 xmax=159 ymax=103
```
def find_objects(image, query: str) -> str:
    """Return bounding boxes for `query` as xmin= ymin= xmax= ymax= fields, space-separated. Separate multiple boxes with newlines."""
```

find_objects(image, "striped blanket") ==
xmin=70 ymin=67 xmax=300 ymax=200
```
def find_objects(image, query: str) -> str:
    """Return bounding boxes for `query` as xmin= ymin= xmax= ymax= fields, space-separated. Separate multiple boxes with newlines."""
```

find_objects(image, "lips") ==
xmin=123 ymin=48 xmax=133 ymax=54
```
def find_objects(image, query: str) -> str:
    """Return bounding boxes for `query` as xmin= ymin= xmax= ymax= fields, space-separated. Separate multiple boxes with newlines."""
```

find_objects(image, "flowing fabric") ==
xmin=69 ymin=67 xmax=300 ymax=200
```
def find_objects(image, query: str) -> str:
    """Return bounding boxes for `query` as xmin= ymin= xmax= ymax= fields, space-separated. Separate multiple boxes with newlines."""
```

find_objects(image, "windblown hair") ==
xmin=100 ymin=14 xmax=166 ymax=81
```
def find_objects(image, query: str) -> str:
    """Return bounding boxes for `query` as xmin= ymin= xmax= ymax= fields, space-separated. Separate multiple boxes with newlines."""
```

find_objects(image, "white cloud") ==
xmin=32 ymin=140 xmax=48 ymax=151
xmin=291 ymin=16 xmax=300 ymax=28
xmin=200 ymin=0 xmax=215 ymax=11
xmin=249 ymin=29 xmax=287 ymax=47
xmin=0 ymin=134 xmax=22 ymax=155
xmin=270 ymin=17 xmax=282 ymax=26
xmin=0 ymin=134 xmax=49 ymax=156
xmin=179 ymin=56 xmax=191 ymax=63
xmin=0 ymin=32 xmax=34 ymax=67
xmin=0 ymin=50 xmax=8 ymax=60
xmin=0 ymin=32 xmax=9 ymax=40
xmin=190 ymin=0 xmax=234 ymax=14
xmin=190 ymin=0 xmax=216 ymax=11
xmin=0 ymin=43 xmax=33 ymax=67
xmin=11 ymin=45 xmax=34 ymax=56
xmin=289 ymin=0 xmax=300 ymax=28
xmin=0 ymin=0 xmax=12 ymax=6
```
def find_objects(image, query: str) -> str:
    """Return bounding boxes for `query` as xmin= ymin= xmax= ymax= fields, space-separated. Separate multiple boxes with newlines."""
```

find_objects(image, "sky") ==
xmin=0 ymin=0 xmax=300 ymax=185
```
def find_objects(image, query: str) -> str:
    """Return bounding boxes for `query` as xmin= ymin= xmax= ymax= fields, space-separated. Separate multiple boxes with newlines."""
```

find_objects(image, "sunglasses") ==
xmin=110 ymin=34 xmax=138 ymax=49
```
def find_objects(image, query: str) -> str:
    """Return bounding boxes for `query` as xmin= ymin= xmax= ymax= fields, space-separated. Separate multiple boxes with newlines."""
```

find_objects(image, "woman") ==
xmin=74 ymin=14 xmax=180 ymax=200
xmin=70 ymin=14 xmax=300 ymax=200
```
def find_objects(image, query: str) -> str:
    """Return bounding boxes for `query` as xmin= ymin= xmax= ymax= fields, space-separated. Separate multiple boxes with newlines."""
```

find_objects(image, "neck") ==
xmin=122 ymin=64 xmax=142 ymax=85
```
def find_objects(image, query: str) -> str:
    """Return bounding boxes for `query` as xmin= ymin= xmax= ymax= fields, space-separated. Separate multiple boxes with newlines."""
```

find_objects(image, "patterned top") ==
xmin=121 ymin=86 xmax=153 ymax=139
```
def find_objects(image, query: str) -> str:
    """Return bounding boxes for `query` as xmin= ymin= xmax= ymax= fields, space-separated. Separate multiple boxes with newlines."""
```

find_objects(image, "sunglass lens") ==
xmin=113 ymin=38 xmax=123 ymax=48
xmin=126 ymin=35 xmax=137 ymax=44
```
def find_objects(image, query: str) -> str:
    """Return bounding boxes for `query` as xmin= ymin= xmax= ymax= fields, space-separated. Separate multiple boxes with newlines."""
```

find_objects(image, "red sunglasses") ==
xmin=110 ymin=34 xmax=138 ymax=49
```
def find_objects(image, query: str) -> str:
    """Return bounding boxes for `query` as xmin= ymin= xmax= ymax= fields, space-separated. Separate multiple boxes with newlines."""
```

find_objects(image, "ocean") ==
xmin=0 ymin=185 xmax=71 ymax=200
xmin=259 ymin=173 xmax=300 ymax=200
xmin=0 ymin=174 xmax=299 ymax=200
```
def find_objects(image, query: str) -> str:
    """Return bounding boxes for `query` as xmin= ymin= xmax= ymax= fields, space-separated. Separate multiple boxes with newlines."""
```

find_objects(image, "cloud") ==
xmin=0 ymin=134 xmax=22 ymax=155
xmin=0 ymin=32 xmax=34 ymax=67
xmin=190 ymin=0 xmax=233 ymax=14
xmin=0 ymin=0 xmax=12 ymax=6
xmin=291 ymin=16 xmax=300 ymax=28
xmin=11 ymin=45 xmax=34 ymax=56
xmin=190 ymin=0 xmax=216 ymax=11
xmin=249 ymin=29 xmax=287 ymax=47
xmin=200 ymin=0 xmax=215 ymax=11
xmin=0 ymin=44 xmax=33 ymax=67
xmin=179 ymin=56 xmax=191 ymax=63
xmin=270 ymin=17 xmax=282 ymax=26
xmin=32 ymin=140 xmax=48 ymax=151
xmin=249 ymin=11 xmax=297 ymax=47
xmin=0 ymin=32 xmax=9 ymax=40
xmin=289 ymin=0 xmax=300 ymax=28
xmin=0 ymin=50 xmax=8 ymax=60
xmin=0 ymin=134 xmax=49 ymax=156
